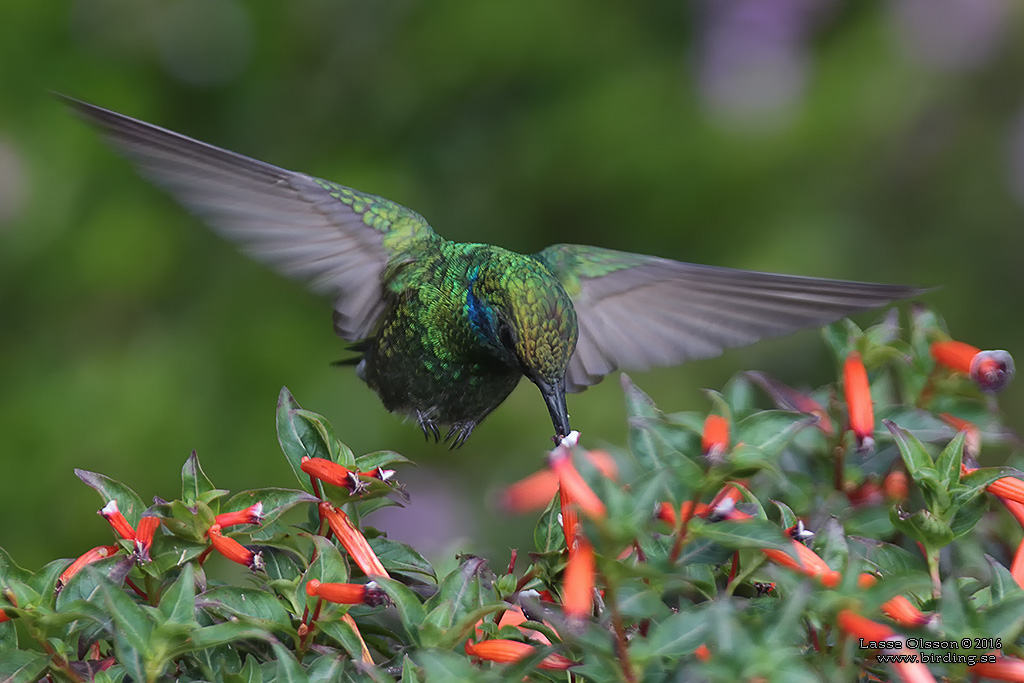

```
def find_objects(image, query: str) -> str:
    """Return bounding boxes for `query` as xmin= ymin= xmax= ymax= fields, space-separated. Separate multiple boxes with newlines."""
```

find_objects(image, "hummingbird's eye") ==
xmin=497 ymin=320 xmax=516 ymax=350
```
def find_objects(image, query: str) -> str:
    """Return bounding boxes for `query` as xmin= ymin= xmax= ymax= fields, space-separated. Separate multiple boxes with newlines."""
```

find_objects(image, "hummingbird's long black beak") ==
xmin=537 ymin=378 xmax=571 ymax=441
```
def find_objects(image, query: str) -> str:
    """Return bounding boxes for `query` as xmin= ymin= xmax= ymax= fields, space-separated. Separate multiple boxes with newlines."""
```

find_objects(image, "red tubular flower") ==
xmin=583 ymin=450 xmax=619 ymax=480
xmin=207 ymin=524 xmax=264 ymax=571
xmin=214 ymin=502 xmax=264 ymax=528
xmin=843 ymin=352 xmax=875 ymax=450
xmin=694 ymin=644 xmax=711 ymax=662
xmin=938 ymin=413 xmax=981 ymax=460
xmin=931 ymin=340 xmax=1015 ymax=392
xmin=301 ymin=456 xmax=359 ymax=490
xmin=306 ymin=578 xmax=388 ymax=607
xmin=0 ymin=610 xmax=8 ymax=623
xmin=1012 ymin=541 xmax=1024 ymax=590
xmin=882 ymin=595 xmax=930 ymax=628
xmin=1002 ymin=499 xmax=1024 ymax=529
xmin=883 ymin=470 xmax=909 ymax=502
xmin=358 ymin=466 xmax=396 ymax=483
xmin=970 ymin=655 xmax=1024 ymax=681
xmin=701 ymin=415 xmax=729 ymax=460
xmin=98 ymin=500 xmax=136 ymax=541
xmin=962 ymin=464 xmax=1024 ymax=506
xmin=319 ymin=502 xmax=391 ymax=578
xmin=501 ymin=469 xmax=560 ymax=513
xmin=563 ymin=535 xmax=595 ymax=621
xmin=837 ymin=610 xmax=936 ymax=683
xmin=656 ymin=501 xmax=709 ymax=526
xmin=134 ymin=515 xmax=160 ymax=559
xmin=57 ymin=544 xmax=120 ymax=589
xmin=464 ymin=639 xmax=575 ymax=670
xmin=548 ymin=449 xmax=606 ymax=520
xmin=496 ymin=606 xmax=552 ymax=645
xmin=559 ymin=485 xmax=580 ymax=550
xmin=761 ymin=539 xmax=840 ymax=588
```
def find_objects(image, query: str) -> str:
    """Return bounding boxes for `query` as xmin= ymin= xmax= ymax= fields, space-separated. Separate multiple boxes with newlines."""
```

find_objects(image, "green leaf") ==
xmin=423 ymin=556 xmax=493 ymax=642
xmin=354 ymin=450 xmax=412 ymax=471
xmin=692 ymin=519 xmax=792 ymax=552
xmin=0 ymin=547 xmax=30 ymax=585
xmin=735 ymin=410 xmax=816 ymax=459
xmin=533 ymin=495 xmax=564 ymax=554
xmin=373 ymin=577 xmax=426 ymax=646
xmin=934 ymin=431 xmax=967 ymax=490
xmin=268 ymin=641 xmax=310 ymax=683
xmin=318 ymin=619 xmax=368 ymax=661
xmin=821 ymin=318 xmax=862 ymax=363
xmin=413 ymin=649 xmax=479 ymax=682
xmin=276 ymin=387 xmax=334 ymax=489
xmin=158 ymin=563 xmax=196 ymax=626
xmin=771 ymin=500 xmax=798 ymax=529
xmin=884 ymin=421 xmax=935 ymax=478
xmin=184 ymin=621 xmax=272 ymax=651
xmin=223 ymin=488 xmax=319 ymax=526
xmin=889 ymin=507 xmax=953 ymax=549
xmin=368 ymin=537 xmax=435 ymax=581
xmin=0 ymin=650 xmax=50 ymax=683
xmin=198 ymin=586 xmax=293 ymax=632
xmin=306 ymin=654 xmax=349 ymax=682
xmin=301 ymin=535 xmax=349 ymax=611
xmin=644 ymin=609 xmax=708 ymax=657
xmin=74 ymin=469 xmax=146 ymax=527
xmin=181 ymin=450 xmax=217 ymax=508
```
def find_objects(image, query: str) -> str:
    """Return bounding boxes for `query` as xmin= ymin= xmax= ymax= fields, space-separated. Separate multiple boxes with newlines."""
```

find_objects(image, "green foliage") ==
xmin=2 ymin=308 xmax=1023 ymax=681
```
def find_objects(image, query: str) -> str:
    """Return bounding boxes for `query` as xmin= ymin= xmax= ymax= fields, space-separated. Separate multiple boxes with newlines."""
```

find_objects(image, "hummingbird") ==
xmin=62 ymin=96 xmax=923 ymax=447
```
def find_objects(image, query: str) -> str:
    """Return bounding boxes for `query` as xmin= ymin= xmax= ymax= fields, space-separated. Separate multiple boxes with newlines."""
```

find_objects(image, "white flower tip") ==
xmin=560 ymin=430 xmax=580 ymax=448
xmin=100 ymin=499 xmax=119 ymax=515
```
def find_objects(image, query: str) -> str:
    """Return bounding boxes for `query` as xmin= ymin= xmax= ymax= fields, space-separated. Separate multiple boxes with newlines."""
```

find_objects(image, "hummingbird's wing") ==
xmin=60 ymin=95 xmax=437 ymax=341
xmin=534 ymin=244 xmax=926 ymax=393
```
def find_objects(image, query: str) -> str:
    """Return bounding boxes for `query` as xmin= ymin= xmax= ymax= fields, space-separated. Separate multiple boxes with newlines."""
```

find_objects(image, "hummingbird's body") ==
xmin=354 ymin=238 xmax=576 ymax=445
xmin=63 ymin=96 xmax=925 ymax=445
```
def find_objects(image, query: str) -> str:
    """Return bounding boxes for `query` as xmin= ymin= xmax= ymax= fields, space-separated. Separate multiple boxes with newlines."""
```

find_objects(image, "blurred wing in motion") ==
xmin=60 ymin=95 xmax=437 ymax=341
xmin=535 ymin=244 xmax=927 ymax=393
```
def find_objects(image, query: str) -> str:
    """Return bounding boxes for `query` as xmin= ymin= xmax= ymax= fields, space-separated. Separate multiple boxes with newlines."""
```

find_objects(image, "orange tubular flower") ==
xmin=319 ymin=502 xmax=391 ymax=578
xmin=98 ymin=500 xmax=136 ymax=541
xmin=306 ymin=578 xmax=388 ymax=607
xmin=214 ymin=502 xmax=264 ymax=528
xmin=931 ymin=340 xmax=1015 ymax=392
xmin=559 ymin=485 xmax=580 ymax=550
xmin=1002 ymin=499 xmax=1024 ymax=529
xmin=501 ymin=468 xmax=560 ymax=513
xmin=563 ymin=536 xmax=595 ymax=621
xmin=464 ymin=639 xmax=575 ymax=670
xmin=301 ymin=457 xmax=358 ymax=490
xmin=0 ymin=610 xmax=8 ymax=623
xmin=57 ymin=544 xmax=120 ymax=589
xmin=843 ymin=352 xmax=875 ymax=450
xmin=207 ymin=524 xmax=264 ymax=571
xmin=701 ymin=415 xmax=730 ymax=460
xmin=548 ymin=449 xmax=606 ymax=520
xmin=882 ymin=595 xmax=930 ymax=628
xmin=694 ymin=644 xmax=711 ymax=662
xmin=970 ymin=655 xmax=1024 ymax=681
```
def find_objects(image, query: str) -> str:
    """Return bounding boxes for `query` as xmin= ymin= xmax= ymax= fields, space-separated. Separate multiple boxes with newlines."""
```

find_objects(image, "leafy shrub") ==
xmin=2 ymin=306 xmax=1023 ymax=682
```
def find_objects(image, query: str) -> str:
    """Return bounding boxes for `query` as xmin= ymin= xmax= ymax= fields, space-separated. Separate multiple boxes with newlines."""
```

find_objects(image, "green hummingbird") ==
xmin=62 ymin=96 xmax=923 ymax=447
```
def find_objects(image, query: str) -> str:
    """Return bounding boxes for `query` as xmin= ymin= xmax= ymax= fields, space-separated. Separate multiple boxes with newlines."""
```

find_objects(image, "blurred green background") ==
xmin=3 ymin=0 xmax=1023 ymax=573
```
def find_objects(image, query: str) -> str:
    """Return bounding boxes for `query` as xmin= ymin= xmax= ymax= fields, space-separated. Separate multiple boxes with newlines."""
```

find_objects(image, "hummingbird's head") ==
xmin=467 ymin=261 xmax=578 ymax=438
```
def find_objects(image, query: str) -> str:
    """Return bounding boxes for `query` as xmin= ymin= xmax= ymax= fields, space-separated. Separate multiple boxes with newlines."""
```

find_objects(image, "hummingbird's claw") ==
xmin=444 ymin=422 xmax=476 ymax=449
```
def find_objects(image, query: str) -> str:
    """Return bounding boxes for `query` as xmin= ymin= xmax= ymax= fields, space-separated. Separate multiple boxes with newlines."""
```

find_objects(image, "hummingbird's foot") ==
xmin=444 ymin=422 xmax=476 ymax=449
xmin=416 ymin=411 xmax=440 ymax=443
